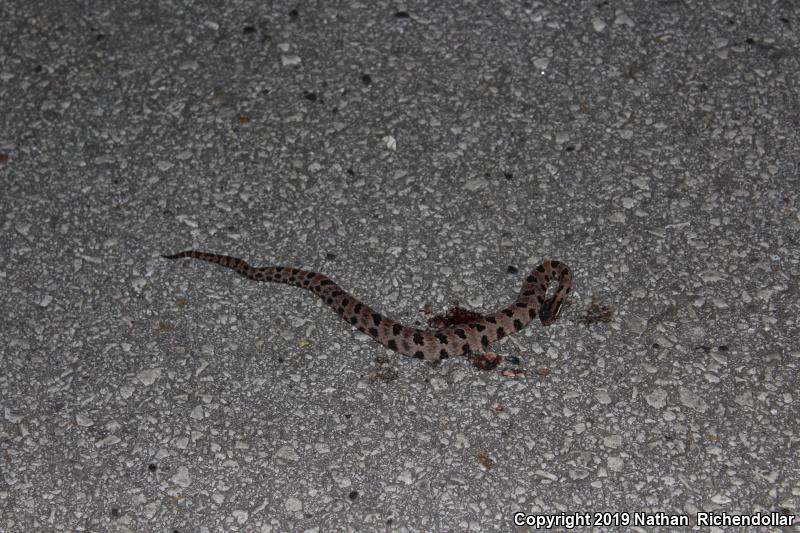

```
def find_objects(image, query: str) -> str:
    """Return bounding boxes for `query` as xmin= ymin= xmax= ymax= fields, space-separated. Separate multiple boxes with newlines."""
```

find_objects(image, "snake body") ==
xmin=163 ymin=251 xmax=571 ymax=362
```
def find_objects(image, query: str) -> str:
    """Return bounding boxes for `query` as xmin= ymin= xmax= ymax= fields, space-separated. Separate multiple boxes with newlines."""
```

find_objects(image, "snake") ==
xmin=162 ymin=251 xmax=572 ymax=363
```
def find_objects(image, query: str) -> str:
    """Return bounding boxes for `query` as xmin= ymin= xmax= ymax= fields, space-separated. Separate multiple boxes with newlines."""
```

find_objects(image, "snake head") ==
xmin=539 ymin=295 xmax=565 ymax=326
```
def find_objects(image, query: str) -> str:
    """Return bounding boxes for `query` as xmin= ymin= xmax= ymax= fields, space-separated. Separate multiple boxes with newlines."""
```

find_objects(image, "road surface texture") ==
xmin=1 ymin=1 xmax=798 ymax=531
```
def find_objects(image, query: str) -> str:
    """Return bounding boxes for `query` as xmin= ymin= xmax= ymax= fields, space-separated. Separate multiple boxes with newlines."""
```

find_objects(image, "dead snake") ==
xmin=163 ymin=251 xmax=571 ymax=362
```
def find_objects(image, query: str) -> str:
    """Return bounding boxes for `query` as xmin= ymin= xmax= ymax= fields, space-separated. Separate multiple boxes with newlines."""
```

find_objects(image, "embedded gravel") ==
xmin=1 ymin=1 xmax=798 ymax=532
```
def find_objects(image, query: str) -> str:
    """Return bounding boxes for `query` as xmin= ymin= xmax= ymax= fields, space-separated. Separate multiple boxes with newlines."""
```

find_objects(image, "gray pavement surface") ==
xmin=1 ymin=0 xmax=799 ymax=531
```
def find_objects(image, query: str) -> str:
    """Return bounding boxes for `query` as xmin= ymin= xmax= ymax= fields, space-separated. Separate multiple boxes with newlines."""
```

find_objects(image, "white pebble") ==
xmin=233 ymin=510 xmax=249 ymax=524
xmin=285 ymin=497 xmax=303 ymax=512
xmin=679 ymin=387 xmax=708 ymax=413
xmin=645 ymin=389 xmax=667 ymax=409
xmin=76 ymin=414 xmax=94 ymax=427
xmin=136 ymin=368 xmax=161 ymax=386
xmin=171 ymin=466 xmax=192 ymax=487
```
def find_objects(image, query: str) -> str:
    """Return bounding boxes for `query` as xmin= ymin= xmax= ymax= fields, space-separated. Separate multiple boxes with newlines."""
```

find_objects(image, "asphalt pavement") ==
xmin=1 ymin=1 xmax=798 ymax=531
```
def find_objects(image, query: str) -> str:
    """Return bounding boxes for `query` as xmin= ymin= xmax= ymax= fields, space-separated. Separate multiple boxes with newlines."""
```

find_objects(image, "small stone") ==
xmin=536 ymin=469 xmax=558 ymax=481
xmin=712 ymin=37 xmax=728 ymax=49
xmin=614 ymin=13 xmax=635 ymax=27
xmin=679 ymin=387 xmax=708 ymax=413
xmin=15 ymin=222 xmax=32 ymax=236
xmin=332 ymin=473 xmax=351 ymax=488
xmin=96 ymin=435 xmax=121 ymax=447
xmin=4 ymin=407 xmax=22 ymax=423
xmin=397 ymin=470 xmax=413 ymax=484
xmin=382 ymin=135 xmax=397 ymax=151
xmin=463 ymin=178 xmax=488 ymax=191
xmin=233 ymin=510 xmax=249 ymax=524
xmin=645 ymin=389 xmax=667 ymax=409
xmin=609 ymin=212 xmax=626 ymax=223
xmin=281 ymin=55 xmax=301 ymax=66
xmin=143 ymin=502 xmax=158 ymax=519
xmin=595 ymin=390 xmax=612 ymax=404
xmin=711 ymin=493 xmax=731 ymax=504
xmin=734 ymin=391 xmax=753 ymax=408
xmin=136 ymin=368 xmax=161 ymax=386
xmin=700 ymin=270 xmax=727 ymax=282
xmin=603 ymin=434 xmax=623 ymax=449
xmin=569 ymin=469 xmax=590 ymax=480
xmin=76 ymin=414 xmax=94 ymax=427
xmin=275 ymin=445 xmax=299 ymax=461
xmin=607 ymin=456 xmax=624 ymax=471
xmin=533 ymin=57 xmax=550 ymax=70
xmin=171 ymin=466 xmax=191 ymax=487
xmin=285 ymin=496 xmax=302 ymax=512
xmin=466 ymin=295 xmax=483 ymax=308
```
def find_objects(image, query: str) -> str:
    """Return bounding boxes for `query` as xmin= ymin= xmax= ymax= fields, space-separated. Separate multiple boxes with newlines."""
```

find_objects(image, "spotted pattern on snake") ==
xmin=162 ymin=250 xmax=572 ymax=362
